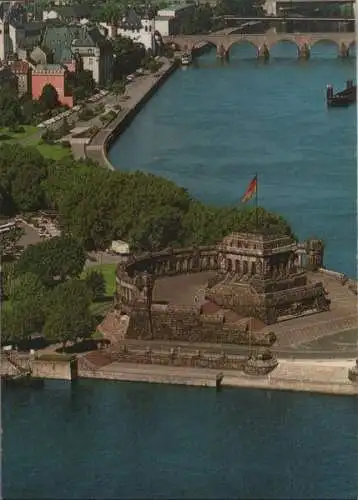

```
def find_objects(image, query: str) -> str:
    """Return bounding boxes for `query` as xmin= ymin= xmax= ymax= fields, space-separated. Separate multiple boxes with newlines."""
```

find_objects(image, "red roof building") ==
xmin=31 ymin=64 xmax=73 ymax=107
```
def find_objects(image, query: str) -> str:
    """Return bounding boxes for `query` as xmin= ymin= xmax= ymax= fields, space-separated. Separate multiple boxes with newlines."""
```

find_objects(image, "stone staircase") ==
xmin=0 ymin=352 xmax=32 ymax=378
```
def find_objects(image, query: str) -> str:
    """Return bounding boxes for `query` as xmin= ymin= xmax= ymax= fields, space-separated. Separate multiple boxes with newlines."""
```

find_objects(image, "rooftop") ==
xmin=9 ymin=60 xmax=30 ymax=73
xmin=33 ymin=64 xmax=66 ymax=73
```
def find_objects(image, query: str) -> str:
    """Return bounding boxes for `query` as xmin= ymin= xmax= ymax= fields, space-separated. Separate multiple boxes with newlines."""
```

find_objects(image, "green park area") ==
xmin=0 ymin=126 xmax=70 ymax=160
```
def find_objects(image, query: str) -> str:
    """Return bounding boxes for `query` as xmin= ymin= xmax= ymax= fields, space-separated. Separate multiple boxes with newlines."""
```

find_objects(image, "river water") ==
xmin=3 ymin=44 xmax=358 ymax=500
xmin=109 ymin=42 xmax=357 ymax=277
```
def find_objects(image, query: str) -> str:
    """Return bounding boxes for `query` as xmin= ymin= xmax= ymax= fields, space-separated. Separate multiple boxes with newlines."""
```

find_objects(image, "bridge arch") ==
xmin=310 ymin=39 xmax=340 ymax=58
xmin=191 ymin=40 xmax=218 ymax=52
xmin=348 ymin=41 xmax=356 ymax=57
xmin=227 ymin=40 xmax=259 ymax=58
xmin=269 ymin=39 xmax=301 ymax=58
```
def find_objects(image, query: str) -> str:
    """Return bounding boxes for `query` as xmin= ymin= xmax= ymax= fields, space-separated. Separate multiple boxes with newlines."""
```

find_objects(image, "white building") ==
xmin=100 ymin=8 xmax=157 ymax=52
xmin=154 ymin=4 xmax=195 ymax=37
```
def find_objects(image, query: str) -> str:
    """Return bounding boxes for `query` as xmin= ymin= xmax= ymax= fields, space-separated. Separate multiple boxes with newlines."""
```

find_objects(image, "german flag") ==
xmin=240 ymin=175 xmax=257 ymax=203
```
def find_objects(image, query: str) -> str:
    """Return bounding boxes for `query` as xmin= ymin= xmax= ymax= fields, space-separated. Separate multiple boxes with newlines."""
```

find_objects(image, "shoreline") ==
xmin=77 ymin=358 xmax=358 ymax=396
xmin=85 ymin=58 xmax=177 ymax=169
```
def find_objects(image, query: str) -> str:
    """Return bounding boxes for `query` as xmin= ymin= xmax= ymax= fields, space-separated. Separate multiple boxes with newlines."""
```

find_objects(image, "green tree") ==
xmin=2 ymin=261 xmax=16 ymax=299
xmin=10 ymin=272 xmax=47 ymax=304
xmin=0 ymin=87 xmax=24 ymax=127
xmin=2 ymin=299 xmax=45 ymax=346
xmin=0 ymin=144 xmax=48 ymax=214
xmin=111 ymin=80 xmax=126 ymax=102
xmin=84 ymin=270 xmax=106 ymax=300
xmin=16 ymin=236 xmax=86 ymax=284
xmin=43 ymin=279 xmax=94 ymax=349
xmin=39 ymin=84 xmax=60 ymax=110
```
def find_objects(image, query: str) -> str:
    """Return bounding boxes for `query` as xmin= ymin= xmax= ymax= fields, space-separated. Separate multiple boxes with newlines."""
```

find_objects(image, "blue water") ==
xmin=3 ymin=379 xmax=358 ymax=499
xmin=109 ymin=43 xmax=357 ymax=277
xmin=3 ymin=44 xmax=358 ymax=500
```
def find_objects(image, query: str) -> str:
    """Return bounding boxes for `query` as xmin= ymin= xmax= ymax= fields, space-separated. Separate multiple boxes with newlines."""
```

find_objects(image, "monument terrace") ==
xmin=168 ymin=32 xmax=356 ymax=59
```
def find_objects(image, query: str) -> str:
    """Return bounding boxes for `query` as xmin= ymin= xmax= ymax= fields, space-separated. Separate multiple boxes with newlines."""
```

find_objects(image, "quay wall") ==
xmin=86 ymin=59 xmax=177 ymax=169
xmin=0 ymin=353 xmax=77 ymax=381
xmin=77 ymin=360 xmax=358 ymax=396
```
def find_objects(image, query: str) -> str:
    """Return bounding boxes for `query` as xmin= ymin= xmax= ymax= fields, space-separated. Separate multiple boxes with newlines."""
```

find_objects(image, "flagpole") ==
xmin=255 ymin=172 xmax=259 ymax=230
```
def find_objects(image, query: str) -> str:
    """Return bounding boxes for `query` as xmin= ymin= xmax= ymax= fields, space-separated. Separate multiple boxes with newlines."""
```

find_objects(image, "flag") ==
xmin=240 ymin=175 xmax=257 ymax=203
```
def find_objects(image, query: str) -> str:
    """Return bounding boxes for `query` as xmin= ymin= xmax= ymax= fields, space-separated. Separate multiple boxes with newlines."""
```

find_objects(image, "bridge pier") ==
xmin=216 ymin=44 xmax=228 ymax=60
xmin=298 ymin=43 xmax=310 ymax=60
xmin=258 ymin=44 xmax=269 ymax=61
xmin=339 ymin=42 xmax=349 ymax=58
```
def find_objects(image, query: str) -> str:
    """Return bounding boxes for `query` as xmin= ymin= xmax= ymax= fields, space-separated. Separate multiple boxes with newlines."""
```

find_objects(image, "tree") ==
xmin=10 ymin=272 xmax=47 ymax=304
xmin=15 ymin=236 xmax=86 ymax=284
xmin=0 ymin=144 xmax=48 ymax=214
xmin=84 ymin=270 xmax=106 ymax=300
xmin=0 ymin=87 xmax=24 ymax=127
xmin=111 ymin=80 xmax=126 ymax=102
xmin=43 ymin=279 xmax=94 ymax=349
xmin=2 ymin=261 xmax=16 ymax=299
xmin=39 ymin=84 xmax=60 ymax=110
xmin=2 ymin=299 xmax=45 ymax=346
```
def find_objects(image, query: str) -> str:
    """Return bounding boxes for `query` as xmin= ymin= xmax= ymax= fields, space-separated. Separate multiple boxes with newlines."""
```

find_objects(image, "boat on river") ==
xmin=327 ymin=80 xmax=356 ymax=107
xmin=181 ymin=53 xmax=192 ymax=66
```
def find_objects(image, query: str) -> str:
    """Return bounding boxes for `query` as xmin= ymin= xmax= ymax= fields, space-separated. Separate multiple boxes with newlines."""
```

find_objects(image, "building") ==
xmin=41 ymin=24 xmax=113 ymax=86
xmin=42 ymin=4 xmax=91 ymax=24
xmin=8 ymin=59 xmax=31 ymax=95
xmin=154 ymin=4 xmax=195 ymax=37
xmin=31 ymin=64 xmax=73 ymax=107
xmin=71 ymin=26 xmax=113 ymax=86
xmin=101 ymin=8 xmax=155 ymax=52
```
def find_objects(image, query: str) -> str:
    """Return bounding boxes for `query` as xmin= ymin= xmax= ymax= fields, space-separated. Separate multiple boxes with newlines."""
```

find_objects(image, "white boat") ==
xmin=181 ymin=53 xmax=192 ymax=66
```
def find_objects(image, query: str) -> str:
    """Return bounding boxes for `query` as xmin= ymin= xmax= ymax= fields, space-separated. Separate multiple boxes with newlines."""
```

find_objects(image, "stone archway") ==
xmin=269 ymin=39 xmax=301 ymax=59
xmin=310 ymin=39 xmax=340 ymax=58
xmin=227 ymin=40 xmax=259 ymax=59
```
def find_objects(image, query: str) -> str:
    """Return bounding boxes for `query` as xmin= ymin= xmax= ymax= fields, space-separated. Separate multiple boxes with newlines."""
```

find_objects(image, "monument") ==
xmin=109 ymin=231 xmax=330 ymax=346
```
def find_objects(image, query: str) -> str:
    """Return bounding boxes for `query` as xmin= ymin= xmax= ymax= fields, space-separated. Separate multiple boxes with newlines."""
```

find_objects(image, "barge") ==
xmin=326 ymin=80 xmax=356 ymax=107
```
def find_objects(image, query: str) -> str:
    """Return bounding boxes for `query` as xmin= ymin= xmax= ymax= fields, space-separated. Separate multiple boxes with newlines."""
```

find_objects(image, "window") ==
xmin=243 ymin=261 xmax=248 ymax=274
xmin=235 ymin=260 xmax=240 ymax=273
xmin=227 ymin=259 xmax=232 ymax=272
xmin=251 ymin=262 xmax=256 ymax=275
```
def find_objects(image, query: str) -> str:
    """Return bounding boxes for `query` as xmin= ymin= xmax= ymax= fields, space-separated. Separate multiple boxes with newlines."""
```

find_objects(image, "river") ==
xmin=3 ymin=44 xmax=358 ymax=499
xmin=109 ymin=42 xmax=356 ymax=278
xmin=3 ymin=379 xmax=358 ymax=499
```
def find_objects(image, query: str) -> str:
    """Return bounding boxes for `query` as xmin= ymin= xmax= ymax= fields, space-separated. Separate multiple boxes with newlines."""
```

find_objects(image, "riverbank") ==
xmin=77 ymin=357 xmax=358 ymax=396
xmin=85 ymin=58 xmax=177 ymax=169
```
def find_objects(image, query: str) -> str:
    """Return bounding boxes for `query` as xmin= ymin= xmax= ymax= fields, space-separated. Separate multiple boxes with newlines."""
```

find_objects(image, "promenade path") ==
xmin=85 ymin=58 xmax=174 ymax=168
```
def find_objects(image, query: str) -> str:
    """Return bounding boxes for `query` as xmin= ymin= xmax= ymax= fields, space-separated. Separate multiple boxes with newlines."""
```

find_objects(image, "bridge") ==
xmin=167 ymin=32 xmax=356 ymax=58
xmin=264 ymin=0 xmax=356 ymax=16
xmin=214 ymin=16 xmax=355 ymax=21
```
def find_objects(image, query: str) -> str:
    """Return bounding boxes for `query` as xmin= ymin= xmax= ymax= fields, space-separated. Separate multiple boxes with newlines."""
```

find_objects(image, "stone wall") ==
xmin=126 ymin=303 xmax=275 ymax=346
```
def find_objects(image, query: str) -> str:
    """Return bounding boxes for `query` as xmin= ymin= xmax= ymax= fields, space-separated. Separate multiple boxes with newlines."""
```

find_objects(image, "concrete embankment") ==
xmin=77 ymin=358 xmax=358 ymax=396
xmin=86 ymin=58 xmax=177 ymax=169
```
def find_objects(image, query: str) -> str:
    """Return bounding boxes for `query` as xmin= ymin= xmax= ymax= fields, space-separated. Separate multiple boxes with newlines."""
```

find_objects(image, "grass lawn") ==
xmin=0 ymin=125 xmax=70 ymax=160
xmin=0 ymin=125 xmax=38 ymax=142
xmin=82 ymin=263 xmax=117 ymax=297
xmin=35 ymin=142 xmax=71 ymax=160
